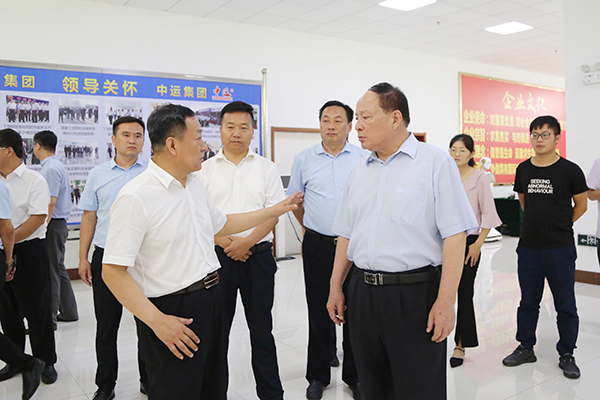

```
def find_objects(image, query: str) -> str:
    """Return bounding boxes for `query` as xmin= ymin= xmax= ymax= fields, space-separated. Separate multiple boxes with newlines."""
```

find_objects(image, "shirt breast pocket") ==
xmin=392 ymin=187 xmax=427 ymax=226
xmin=245 ymin=178 xmax=267 ymax=208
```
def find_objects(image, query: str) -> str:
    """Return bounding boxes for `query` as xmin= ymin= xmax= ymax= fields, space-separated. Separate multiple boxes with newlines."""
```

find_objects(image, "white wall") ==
xmin=1 ymin=0 xmax=563 ymax=156
xmin=564 ymin=0 xmax=600 ymax=271
xmin=1 ymin=0 xmax=576 ymax=257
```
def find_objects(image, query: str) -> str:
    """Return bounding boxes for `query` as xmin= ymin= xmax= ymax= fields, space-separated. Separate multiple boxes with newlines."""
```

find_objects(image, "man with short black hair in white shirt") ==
xmin=0 ymin=128 xmax=58 ymax=386
xmin=102 ymin=104 xmax=302 ymax=400
xmin=78 ymin=116 xmax=148 ymax=400
xmin=198 ymin=101 xmax=285 ymax=400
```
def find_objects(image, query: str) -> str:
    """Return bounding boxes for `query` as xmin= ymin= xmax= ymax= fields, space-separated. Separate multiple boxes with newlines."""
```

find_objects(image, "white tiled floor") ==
xmin=2 ymin=236 xmax=600 ymax=399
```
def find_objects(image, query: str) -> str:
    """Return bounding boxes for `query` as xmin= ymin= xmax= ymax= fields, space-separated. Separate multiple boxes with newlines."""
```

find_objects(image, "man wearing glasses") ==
xmin=502 ymin=115 xmax=588 ymax=379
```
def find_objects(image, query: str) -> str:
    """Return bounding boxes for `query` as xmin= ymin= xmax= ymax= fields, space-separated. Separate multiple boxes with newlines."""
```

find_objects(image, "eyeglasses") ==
xmin=530 ymin=132 xmax=553 ymax=140
xmin=449 ymin=148 xmax=470 ymax=155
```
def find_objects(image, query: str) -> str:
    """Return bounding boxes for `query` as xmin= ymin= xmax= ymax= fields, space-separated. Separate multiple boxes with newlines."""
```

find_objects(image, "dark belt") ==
xmin=355 ymin=265 xmax=440 ymax=286
xmin=215 ymin=241 xmax=272 ymax=254
xmin=305 ymin=228 xmax=337 ymax=245
xmin=249 ymin=241 xmax=272 ymax=253
xmin=170 ymin=271 xmax=219 ymax=296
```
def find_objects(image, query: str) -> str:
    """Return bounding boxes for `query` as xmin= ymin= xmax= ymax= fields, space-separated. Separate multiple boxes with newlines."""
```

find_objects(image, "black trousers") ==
xmin=91 ymin=247 xmax=147 ymax=390
xmin=348 ymin=267 xmax=446 ymax=400
xmin=0 ymin=251 xmax=35 ymax=371
xmin=136 ymin=281 xmax=228 ymax=400
xmin=454 ymin=234 xmax=480 ymax=348
xmin=0 ymin=239 xmax=56 ymax=366
xmin=302 ymin=229 xmax=358 ymax=386
xmin=215 ymin=244 xmax=283 ymax=400
xmin=46 ymin=218 xmax=78 ymax=324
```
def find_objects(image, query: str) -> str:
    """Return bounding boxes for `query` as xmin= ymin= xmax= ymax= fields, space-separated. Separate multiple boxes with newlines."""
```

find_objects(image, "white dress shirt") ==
xmin=1 ymin=163 xmax=50 ymax=243
xmin=197 ymin=149 xmax=284 ymax=241
xmin=103 ymin=159 xmax=227 ymax=298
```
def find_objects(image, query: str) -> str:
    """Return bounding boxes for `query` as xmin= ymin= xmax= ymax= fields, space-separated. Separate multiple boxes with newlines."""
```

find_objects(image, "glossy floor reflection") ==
xmin=1 ymin=236 xmax=600 ymax=399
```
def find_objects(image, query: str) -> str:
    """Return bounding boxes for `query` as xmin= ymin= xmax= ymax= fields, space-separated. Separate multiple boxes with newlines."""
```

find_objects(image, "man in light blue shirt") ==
xmin=78 ymin=116 xmax=147 ymax=400
xmin=327 ymin=83 xmax=478 ymax=400
xmin=33 ymin=130 xmax=78 ymax=328
xmin=288 ymin=100 xmax=365 ymax=400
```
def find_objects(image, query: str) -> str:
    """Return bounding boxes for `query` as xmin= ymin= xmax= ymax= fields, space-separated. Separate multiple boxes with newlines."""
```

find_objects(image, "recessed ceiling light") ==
xmin=484 ymin=21 xmax=533 ymax=35
xmin=379 ymin=0 xmax=436 ymax=12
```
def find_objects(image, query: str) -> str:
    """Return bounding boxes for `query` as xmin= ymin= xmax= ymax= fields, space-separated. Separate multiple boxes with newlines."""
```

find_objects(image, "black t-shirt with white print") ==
xmin=514 ymin=157 xmax=588 ymax=249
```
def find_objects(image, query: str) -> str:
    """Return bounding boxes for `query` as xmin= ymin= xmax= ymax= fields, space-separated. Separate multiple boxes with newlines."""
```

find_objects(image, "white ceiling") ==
xmin=83 ymin=0 xmax=565 ymax=77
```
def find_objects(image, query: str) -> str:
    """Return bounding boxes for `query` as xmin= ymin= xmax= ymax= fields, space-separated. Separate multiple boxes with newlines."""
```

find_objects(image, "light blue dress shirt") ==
xmin=40 ymin=155 xmax=71 ymax=219
xmin=332 ymin=134 xmax=478 ymax=272
xmin=79 ymin=158 xmax=146 ymax=248
xmin=0 ymin=181 xmax=11 ymax=250
xmin=287 ymin=141 xmax=367 ymax=236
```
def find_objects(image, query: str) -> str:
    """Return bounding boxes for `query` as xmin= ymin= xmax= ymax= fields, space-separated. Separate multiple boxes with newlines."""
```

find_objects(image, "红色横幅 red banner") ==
xmin=459 ymin=73 xmax=565 ymax=184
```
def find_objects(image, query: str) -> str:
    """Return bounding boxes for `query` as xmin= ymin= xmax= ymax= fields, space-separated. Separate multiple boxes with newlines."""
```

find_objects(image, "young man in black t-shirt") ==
xmin=502 ymin=116 xmax=588 ymax=379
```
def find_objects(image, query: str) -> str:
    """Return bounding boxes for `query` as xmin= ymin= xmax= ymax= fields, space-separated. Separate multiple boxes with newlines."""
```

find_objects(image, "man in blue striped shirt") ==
xmin=327 ymin=83 xmax=477 ymax=400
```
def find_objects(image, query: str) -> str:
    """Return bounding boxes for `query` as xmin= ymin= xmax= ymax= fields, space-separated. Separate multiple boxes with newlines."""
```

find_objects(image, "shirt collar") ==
xmin=316 ymin=141 xmax=352 ymax=156
xmin=214 ymin=148 xmax=256 ymax=165
xmin=8 ymin=163 xmax=27 ymax=179
xmin=366 ymin=133 xmax=418 ymax=164
xmin=147 ymin=159 xmax=196 ymax=189
xmin=109 ymin=156 xmax=144 ymax=171
xmin=40 ymin=155 xmax=58 ymax=167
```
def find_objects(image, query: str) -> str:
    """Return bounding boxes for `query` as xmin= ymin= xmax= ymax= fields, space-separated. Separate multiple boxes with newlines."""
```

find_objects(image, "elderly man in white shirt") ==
xmin=0 ymin=128 xmax=58 ymax=386
xmin=102 ymin=104 xmax=302 ymax=400
xmin=198 ymin=101 xmax=285 ymax=400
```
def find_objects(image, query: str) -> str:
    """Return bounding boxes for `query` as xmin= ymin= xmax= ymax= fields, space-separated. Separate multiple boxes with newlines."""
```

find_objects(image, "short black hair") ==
xmin=147 ymin=104 xmax=195 ymax=150
xmin=220 ymin=101 xmax=254 ymax=122
xmin=449 ymin=134 xmax=476 ymax=167
xmin=113 ymin=116 xmax=145 ymax=137
xmin=368 ymin=82 xmax=410 ymax=127
xmin=33 ymin=130 xmax=58 ymax=152
xmin=0 ymin=129 xmax=23 ymax=158
xmin=319 ymin=100 xmax=353 ymax=123
xmin=530 ymin=115 xmax=561 ymax=136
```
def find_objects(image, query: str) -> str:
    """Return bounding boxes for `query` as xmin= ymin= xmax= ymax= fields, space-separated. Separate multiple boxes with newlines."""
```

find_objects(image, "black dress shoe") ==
xmin=330 ymin=354 xmax=340 ymax=367
xmin=41 ymin=365 xmax=57 ymax=384
xmin=92 ymin=388 xmax=115 ymax=400
xmin=140 ymin=382 xmax=148 ymax=395
xmin=0 ymin=364 xmax=19 ymax=382
xmin=22 ymin=358 xmax=44 ymax=400
xmin=349 ymin=383 xmax=362 ymax=400
xmin=306 ymin=380 xmax=325 ymax=400
xmin=57 ymin=314 xmax=79 ymax=322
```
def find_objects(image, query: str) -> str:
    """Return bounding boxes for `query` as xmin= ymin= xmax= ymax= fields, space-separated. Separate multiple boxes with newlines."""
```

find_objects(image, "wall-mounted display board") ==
xmin=1 ymin=60 xmax=263 ymax=224
xmin=459 ymin=73 xmax=565 ymax=184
